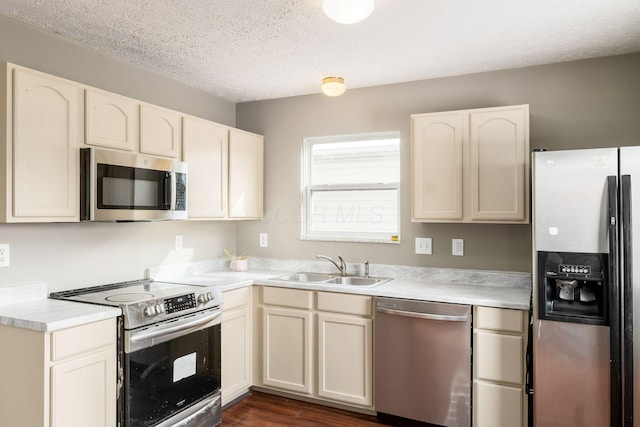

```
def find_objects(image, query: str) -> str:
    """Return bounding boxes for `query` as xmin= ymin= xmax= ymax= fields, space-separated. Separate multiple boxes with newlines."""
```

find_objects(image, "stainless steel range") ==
xmin=50 ymin=279 xmax=223 ymax=427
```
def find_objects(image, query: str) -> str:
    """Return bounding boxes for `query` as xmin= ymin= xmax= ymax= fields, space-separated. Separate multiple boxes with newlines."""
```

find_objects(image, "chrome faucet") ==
xmin=317 ymin=255 xmax=347 ymax=276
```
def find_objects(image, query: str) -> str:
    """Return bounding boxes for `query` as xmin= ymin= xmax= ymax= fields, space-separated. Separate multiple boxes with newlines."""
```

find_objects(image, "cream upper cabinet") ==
xmin=85 ymin=88 xmax=139 ymax=151
xmin=473 ymin=306 xmax=528 ymax=427
xmin=183 ymin=116 xmax=229 ymax=219
xmin=412 ymin=112 xmax=464 ymax=221
xmin=221 ymin=287 xmax=253 ymax=406
xmin=228 ymin=128 xmax=264 ymax=219
xmin=0 ymin=318 xmax=117 ymax=427
xmin=412 ymin=104 xmax=529 ymax=224
xmin=140 ymin=104 xmax=182 ymax=158
xmin=1 ymin=65 xmax=80 ymax=222
xmin=469 ymin=107 xmax=528 ymax=221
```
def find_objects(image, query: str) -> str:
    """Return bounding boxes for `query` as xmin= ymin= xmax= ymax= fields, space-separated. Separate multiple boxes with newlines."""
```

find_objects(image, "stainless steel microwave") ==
xmin=80 ymin=148 xmax=187 ymax=221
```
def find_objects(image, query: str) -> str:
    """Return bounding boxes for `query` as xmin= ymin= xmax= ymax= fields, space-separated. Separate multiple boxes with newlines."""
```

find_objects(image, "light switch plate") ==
xmin=415 ymin=237 xmax=432 ymax=255
xmin=0 ymin=244 xmax=9 ymax=267
xmin=452 ymin=238 xmax=464 ymax=256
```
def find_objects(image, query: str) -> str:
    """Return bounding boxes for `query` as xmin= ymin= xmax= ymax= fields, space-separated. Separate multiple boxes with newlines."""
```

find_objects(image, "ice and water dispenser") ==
xmin=537 ymin=251 xmax=608 ymax=325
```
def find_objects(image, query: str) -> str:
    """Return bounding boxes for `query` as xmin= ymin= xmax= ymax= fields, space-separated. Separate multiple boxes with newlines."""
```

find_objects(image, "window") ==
xmin=302 ymin=132 xmax=400 ymax=243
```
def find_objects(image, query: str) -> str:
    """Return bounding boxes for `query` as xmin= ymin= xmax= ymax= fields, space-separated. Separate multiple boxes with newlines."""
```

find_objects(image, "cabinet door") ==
xmin=222 ymin=306 xmax=252 ymax=406
xmin=85 ymin=89 xmax=138 ymax=151
xmin=469 ymin=106 xmax=528 ymax=222
xmin=411 ymin=112 xmax=464 ymax=221
xmin=474 ymin=330 xmax=523 ymax=385
xmin=473 ymin=380 xmax=523 ymax=427
xmin=140 ymin=104 xmax=182 ymax=158
xmin=262 ymin=306 xmax=312 ymax=394
xmin=317 ymin=313 xmax=372 ymax=407
xmin=13 ymin=69 xmax=79 ymax=221
xmin=183 ymin=117 xmax=228 ymax=219
xmin=228 ymin=129 xmax=263 ymax=219
xmin=51 ymin=347 xmax=116 ymax=427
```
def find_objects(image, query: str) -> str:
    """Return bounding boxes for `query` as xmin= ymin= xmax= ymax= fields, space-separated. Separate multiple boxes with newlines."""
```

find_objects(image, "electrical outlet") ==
xmin=415 ymin=237 xmax=432 ymax=255
xmin=452 ymin=238 xmax=464 ymax=256
xmin=0 ymin=244 xmax=9 ymax=267
xmin=175 ymin=235 xmax=183 ymax=251
xmin=259 ymin=233 xmax=268 ymax=248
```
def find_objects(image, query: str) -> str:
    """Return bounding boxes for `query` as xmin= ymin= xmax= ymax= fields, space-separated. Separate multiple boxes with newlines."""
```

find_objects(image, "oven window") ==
xmin=97 ymin=164 xmax=169 ymax=210
xmin=125 ymin=324 xmax=220 ymax=426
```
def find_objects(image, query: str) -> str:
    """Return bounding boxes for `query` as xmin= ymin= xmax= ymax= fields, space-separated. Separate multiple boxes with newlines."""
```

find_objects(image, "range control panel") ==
xmin=165 ymin=293 xmax=196 ymax=314
xmin=559 ymin=264 xmax=592 ymax=275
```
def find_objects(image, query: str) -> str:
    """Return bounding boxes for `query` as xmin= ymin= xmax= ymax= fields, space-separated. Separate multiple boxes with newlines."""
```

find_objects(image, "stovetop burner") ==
xmin=50 ymin=278 xmax=222 ymax=330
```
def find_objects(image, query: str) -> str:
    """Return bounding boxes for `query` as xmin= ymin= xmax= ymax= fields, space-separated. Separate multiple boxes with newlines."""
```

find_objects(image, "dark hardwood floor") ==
xmin=221 ymin=392 xmax=395 ymax=427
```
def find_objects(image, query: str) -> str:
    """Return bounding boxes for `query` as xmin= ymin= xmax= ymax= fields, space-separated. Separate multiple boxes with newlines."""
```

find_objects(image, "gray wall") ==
xmin=0 ymin=15 xmax=235 ymax=126
xmin=236 ymin=53 xmax=640 ymax=273
xmin=0 ymin=16 xmax=238 ymax=291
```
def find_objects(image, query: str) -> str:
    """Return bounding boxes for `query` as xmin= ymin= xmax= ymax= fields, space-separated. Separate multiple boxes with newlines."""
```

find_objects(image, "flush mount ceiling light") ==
xmin=321 ymin=77 xmax=346 ymax=97
xmin=323 ymin=0 xmax=375 ymax=24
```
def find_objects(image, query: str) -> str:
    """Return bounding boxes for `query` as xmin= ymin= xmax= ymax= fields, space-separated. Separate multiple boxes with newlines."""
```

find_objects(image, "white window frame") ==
xmin=301 ymin=131 xmax=401 ymax=244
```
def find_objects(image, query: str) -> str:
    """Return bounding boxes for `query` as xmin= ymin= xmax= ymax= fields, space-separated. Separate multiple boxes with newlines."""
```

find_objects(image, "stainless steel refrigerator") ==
xmin=532 ymin=147 xmax=640 ymax=427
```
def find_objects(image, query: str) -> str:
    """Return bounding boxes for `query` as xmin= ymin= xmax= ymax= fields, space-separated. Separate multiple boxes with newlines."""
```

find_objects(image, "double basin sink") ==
xmin=275 ymin=271 xmax=391 ymax=287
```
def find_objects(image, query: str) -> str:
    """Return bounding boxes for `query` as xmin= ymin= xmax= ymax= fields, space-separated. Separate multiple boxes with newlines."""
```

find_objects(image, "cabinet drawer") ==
xmin=317 ymin=292 xmax=372 ymax=316
xmin=475 ymin=306 xmax=524 ymax=333
xmin=223 ymin=287 xmax=252 ymax=311
xmin=473 ymin=380 xmax=523 ymax=427
xmin=474 ymin=330 xmax=523 ymax=385
xmin=263 ymin=287 xmax=313 ymax=309
xmin=51 ymin=319 xmax=116 ymax=362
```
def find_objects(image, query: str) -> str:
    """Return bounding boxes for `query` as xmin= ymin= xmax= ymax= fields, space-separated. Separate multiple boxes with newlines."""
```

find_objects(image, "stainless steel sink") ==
xmin=274 ymin=272 xmax=391 ymax=287
xmin=324 ymin=276 xmax=380 ymax=286
xmin=277 ymin=272 xmax=333 ymax=282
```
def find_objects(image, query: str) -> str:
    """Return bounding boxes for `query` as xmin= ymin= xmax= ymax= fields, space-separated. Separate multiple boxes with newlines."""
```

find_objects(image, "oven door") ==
xmin=124 ymin=308 xmax=221 ymax=427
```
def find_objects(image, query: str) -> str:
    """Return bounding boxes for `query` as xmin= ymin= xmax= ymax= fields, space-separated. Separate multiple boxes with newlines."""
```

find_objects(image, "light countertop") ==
xmin=156 ymin=265 xmax=532 ymax=311
xmin=0 ymin=282 xmax=121 ymax=332
xmin=1 ymin=260 xmax=532 ymax=332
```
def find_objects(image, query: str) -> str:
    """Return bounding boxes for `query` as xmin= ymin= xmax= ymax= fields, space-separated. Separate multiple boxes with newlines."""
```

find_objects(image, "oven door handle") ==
xmin=127 ymin=309 xmax=221 ymax=352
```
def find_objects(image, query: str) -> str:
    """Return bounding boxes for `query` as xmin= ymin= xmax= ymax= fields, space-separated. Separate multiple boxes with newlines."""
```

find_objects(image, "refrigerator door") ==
xmin=534 ymin=148 xmax=618 ymax=253
xmin=619 ymin=146 xmax=640 ymax=426
xmin=534 ymin=320 xmax=610 ymax=427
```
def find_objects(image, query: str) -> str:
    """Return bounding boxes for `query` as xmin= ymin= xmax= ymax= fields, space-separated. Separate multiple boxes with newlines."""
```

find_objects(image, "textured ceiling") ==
xmin=1 ymin=0 xmax=639 ymax=102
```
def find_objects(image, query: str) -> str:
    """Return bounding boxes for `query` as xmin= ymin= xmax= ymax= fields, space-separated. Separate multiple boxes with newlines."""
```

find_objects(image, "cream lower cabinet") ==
xmin=261 ymin=288 xmax=313 ymax=394
xmin=259 ymin=287 xmax=373 ymax=409
xmin=221 ymin=287 xmax=253 ymax=406
xmin=0 ymin=318 xmax=117 ymax=427
xmin=1 ymin=63 xmax=81 ymax=222
xmin=412 ymin=104 xmax=529 ymax=224
xmin=316 ymin=292 xmax=372 ymax=407
xmin=473 ymin=306 xmax=528 ymax=427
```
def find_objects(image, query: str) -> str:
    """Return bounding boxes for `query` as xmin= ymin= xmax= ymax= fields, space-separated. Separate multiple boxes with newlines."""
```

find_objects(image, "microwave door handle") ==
xmin=164 ymin=172 xmax=173 ymax=210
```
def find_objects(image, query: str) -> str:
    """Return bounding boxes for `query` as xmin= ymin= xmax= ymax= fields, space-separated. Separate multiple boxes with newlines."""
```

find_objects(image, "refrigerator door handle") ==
xmin=621 ymin=174 xmax=634 ymax=426
xmin=608 ymin=174 xmax=622 ymax=427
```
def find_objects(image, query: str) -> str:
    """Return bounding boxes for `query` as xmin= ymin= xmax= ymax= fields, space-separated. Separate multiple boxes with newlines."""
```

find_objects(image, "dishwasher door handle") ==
xmin=376 ymin=307 xmax=469 ymax=322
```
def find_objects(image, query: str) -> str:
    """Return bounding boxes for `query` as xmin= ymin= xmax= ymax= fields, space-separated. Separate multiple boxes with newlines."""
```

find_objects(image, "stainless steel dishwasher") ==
xmin=375 ymin=297 xmax=471 ymax=427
